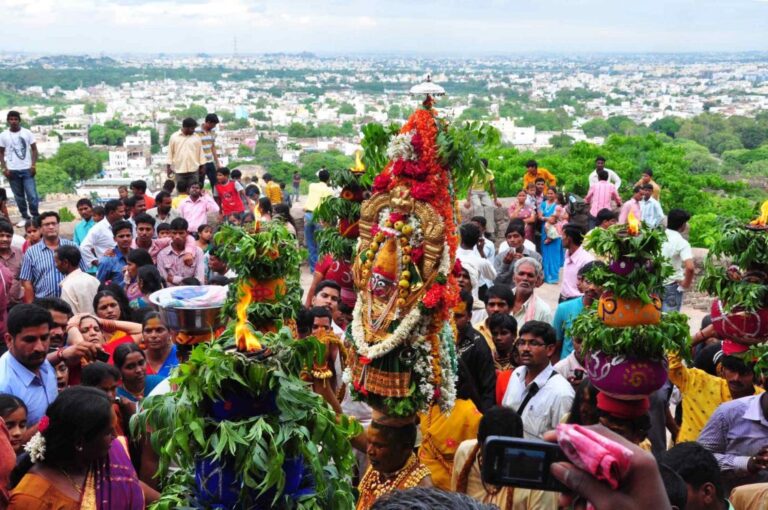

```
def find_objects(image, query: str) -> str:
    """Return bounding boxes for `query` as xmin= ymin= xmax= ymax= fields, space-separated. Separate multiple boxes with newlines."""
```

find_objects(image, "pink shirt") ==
xmin=585 ymin=181 xmax=622 ymax=217
xmin=619 ymin=198 xmax=642 ymax=225
xmin=178 ymin=194 xmax=219 ymax=233
xmin=132 ymin=235 xmax=197 ymax=263
xmin=561 ymin=246 xmax=595 ymax=299
xmin=156 ymin=245 xmax=205 ymax=285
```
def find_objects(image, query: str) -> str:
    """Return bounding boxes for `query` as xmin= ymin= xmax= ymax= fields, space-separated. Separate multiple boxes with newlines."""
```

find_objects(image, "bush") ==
xmin=58 ymin=207 xmax=76 ymax=223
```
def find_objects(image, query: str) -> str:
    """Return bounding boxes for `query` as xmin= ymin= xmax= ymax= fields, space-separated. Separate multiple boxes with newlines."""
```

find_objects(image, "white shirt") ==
xmin=456 ymin=247 xmax=497 ymax=282
xmin=662 ymin=229 xmax=693 ymax=285
xmin=0 ymin=128 xmax=35 ymax=170
xmin=553 ymin=352 xmax=585 ymax=380
xmin=79 ymin=219 xmax=116 ymax=268
xmin=512 ymin=292 xmax=554 ymax=327
xmin=498 ymin=239 xmax=537 ymax=256
xmin=640 ymin=197 xmax=664 ymax=228
xmin=59 ymin=269 xmax=100 ymax=314
xmin=502 ymin=364 xmax=574 ymax=439
xmin=588 ymin=168 xmax=622 ymax=190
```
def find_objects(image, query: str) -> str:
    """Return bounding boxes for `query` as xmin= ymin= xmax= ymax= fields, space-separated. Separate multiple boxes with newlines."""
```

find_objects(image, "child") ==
xmin=55 ymin=360 xmax=69 ymax=392
xmin=172 ymin=181 xmax=189 ymax=209
xmin=197 ymin=224 xmax=213 ymax=252
xmin=92 ymin=205 xmax=105 ymax=223
xmin=230 ymin=169 xmax=248 ymax=211
xmin=157 ymin=222 xmax=172 ymax=239
xmin=215 ymin=167 xmax=246 ymax=219
xmin=279 ymin=182 xmax=292 ymax=208
xmin=0 ymin=394 xmax=27 ymax=455
xmin=22 ymin=217 xmax=41 ymax=253
xmin=117 ymin=185 xmax=129 ymax=200
xmin=227 ymin=214 xmax=242 ymax=226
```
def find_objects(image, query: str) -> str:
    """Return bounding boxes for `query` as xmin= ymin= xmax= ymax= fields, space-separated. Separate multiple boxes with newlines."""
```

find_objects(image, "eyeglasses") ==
xmin=517 ymin=340 xmax=546 ymax=348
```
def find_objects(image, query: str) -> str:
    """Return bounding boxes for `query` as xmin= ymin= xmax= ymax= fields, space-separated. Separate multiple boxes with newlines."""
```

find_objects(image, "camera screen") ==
xmin=499 ymin=447 xmax=546 ymax=483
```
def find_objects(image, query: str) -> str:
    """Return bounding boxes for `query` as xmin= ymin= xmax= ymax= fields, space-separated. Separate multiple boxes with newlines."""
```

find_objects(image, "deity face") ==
xmin=369 ymin=271 xmax=395 ymax=300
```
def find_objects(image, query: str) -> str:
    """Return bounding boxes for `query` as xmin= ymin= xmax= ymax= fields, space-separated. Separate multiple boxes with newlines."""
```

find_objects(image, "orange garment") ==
xmin=265 ymin=181 xmax=282 ymax=205
xmin=496 ymin=369 xmax=513 ymax=405
xmin=9 ymin=473 xmax=80 ymax=509
xmin=522 ymin=168 xmax=557 ymax=191
xmin=0 ymin=420 xmax=16 ymax=506
xmin=418 ymin=399 xmax=482 ymax=490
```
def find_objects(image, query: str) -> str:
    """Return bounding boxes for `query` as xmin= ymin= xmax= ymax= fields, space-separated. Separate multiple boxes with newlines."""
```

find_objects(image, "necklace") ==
xmin=357 ymin=454 xmax=430 ymax=510
xmin=59 ymin=467 xmax=85 ymax=496
xmin=8 ymin=131 xmax=27 ymax=161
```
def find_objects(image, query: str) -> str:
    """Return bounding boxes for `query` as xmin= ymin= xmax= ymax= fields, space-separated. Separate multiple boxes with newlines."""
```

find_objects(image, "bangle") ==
xmin=101 ymin=320 xmax=116 ymax=333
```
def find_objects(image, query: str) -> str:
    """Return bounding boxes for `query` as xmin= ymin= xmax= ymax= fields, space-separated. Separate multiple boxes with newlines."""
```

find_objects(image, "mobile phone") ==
xmin=482 ymin=436 xmax=568 ymax=492
xmin=573 ymin=369 xmax=585 ymax=381
xmin=95 ymin=350 xmax=111 ymax=363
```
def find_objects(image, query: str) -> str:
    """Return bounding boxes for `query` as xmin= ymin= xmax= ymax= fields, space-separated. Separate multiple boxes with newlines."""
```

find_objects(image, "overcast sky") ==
xmin=2 ymin=0 xmax=767 ymax=55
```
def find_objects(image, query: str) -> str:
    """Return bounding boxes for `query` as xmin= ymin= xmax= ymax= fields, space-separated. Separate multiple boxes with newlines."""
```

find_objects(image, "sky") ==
xmin=2 ymin=0 xmax=768 ymax=55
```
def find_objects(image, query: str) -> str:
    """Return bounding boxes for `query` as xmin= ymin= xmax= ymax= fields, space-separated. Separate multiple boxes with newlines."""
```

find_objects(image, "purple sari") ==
xmin=94 ymin=440 xmax=144 ymax=510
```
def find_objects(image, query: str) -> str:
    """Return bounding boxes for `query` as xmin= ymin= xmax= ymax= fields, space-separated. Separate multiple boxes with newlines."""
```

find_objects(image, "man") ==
xmin=156 ymin=218 xmax=205 ymax=286
xmin=596 ymin=208 xmax=618 ymax=229
xmin=500 ymin=320 xmax=574 ymax=439
xmin=464 ymin=159 xmax=501 ymax=237
xmin=32 ymin=297 xmax=71 ymax=353
xmin=73 ymin=198 xmax=95 ymax=246
xmin=456 ymin=223 xmax=496 ymax=300
xmin=560 ymin=224 xmax=595 ymax=302
xmin=635 ymin=168 xmax=661 ymax=201
xmin=618 ymin=186 xmax=643 ymax=225
xmin=124 ymin=194 xmax=147 ymax=227
xmin=263 ymin=172 xmax=282 ymax=205
xmin=0 ymin=111 xmax=39 ymax=227
xmin=472 ymin=284 xmax=515 ymax=344
xmin=0 ymin=220 xmax=23 ymax=306
xmin=55 ymin=245 xmax=100 ymax=315
xmin=146 ymin=191 xmax=180 ymax=228
xmin=661 ymin=209 xmax=694 ymax=312
xmin=588 ymin=156 xmax=622 ymax=190
xmin=205 ymin=249 xmax=236 ymax=284
xmin=96 ymin=220 xmax=133 ymax=286
xmin=79 ymin=199 xmax=125 ymax=271
xmin=661 ymin=442 xmax=732 ymax=510
xmin=130 ymin=179 xmax=155 ymax=209
xmin=178 ymin=182 xmax=219 ymax=234
xmin=196 ymin=113 xmax=221 ymax=192
xmin=553 ymin=260 xmax=605 ymax=362
xmin=292 ymin=171 xmax=301 ymax=202
xmin=488 ymin=312 xmax=518 ymax=372
xmin=496 ymin=219 xmax=538 ymax=258
xmin=469 ymin=216 xmax=495 ymax=261
xmin=453 ymin=290 xmax=496 ymax=412
xmin=166 ymin=117 xmax=206 ymax=191
xmin=309 ymin=306 xmax=333 ymax=337
xmin=640 ymin=183 xmax=665 ymax=229
xmin=304 ymin=169 xmax=333 ymax=272
xmin=132 ymin=213 xmax=196 ymax=263
xmin=494 ymin=220 xmax=541 ymax=286
xmin=698 ymin=393 xmax=768 ymax=492
xmin=521 ymin=159 xmax=556 ymax=192
xmin=585 ymin=169 xmax=622 ymax=230
xmin=310 ymin=280 xmax=343 ymax=335
xmin=20 ymin=212 xmax=84 ymax=302
xmin=509 ymin=257 xmax=553 ymax=328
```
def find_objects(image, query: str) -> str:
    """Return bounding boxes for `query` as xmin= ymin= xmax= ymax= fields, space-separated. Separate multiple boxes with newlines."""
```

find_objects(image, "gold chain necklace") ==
xmin=59 ymin=467 xmax=84 ymax=496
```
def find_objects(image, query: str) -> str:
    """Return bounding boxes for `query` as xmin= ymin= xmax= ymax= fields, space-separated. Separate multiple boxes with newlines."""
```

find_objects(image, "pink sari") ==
xmin=508 ymin=202 xmax=535 ymax=241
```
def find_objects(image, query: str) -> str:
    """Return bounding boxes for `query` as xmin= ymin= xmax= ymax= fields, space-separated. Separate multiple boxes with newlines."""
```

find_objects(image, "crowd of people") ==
xmin=0 ymin=108 xmax=762 ymax=509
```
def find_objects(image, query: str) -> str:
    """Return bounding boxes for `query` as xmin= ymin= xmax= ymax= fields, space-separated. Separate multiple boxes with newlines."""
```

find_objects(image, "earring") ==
xmin=76 ymin=445 xmax=83 ymax=452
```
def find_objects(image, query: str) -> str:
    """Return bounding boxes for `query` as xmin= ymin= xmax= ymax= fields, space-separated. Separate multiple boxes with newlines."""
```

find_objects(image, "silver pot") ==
xmin=149 ymin=286 xmax=227 ymax=334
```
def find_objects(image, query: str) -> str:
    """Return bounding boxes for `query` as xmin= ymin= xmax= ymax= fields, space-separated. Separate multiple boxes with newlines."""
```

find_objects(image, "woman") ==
xmin=273 ymin=203 xmax=297 ymax=236
xmin=122 ymin=249 xmax=153 ymax=310
xmin=137 ymin=266 xmax=165 ymax=303
xmin=0 ymin=395 xmax=27 ymax=455
xmin=257 ymin=197 xmax=272 ymax=221
xmin=196 ymin=224 xmax=213 ymax=253
xmin=507 ymin=189 xmax=536 ymax=242
xmin=9 ymin=386 xmax=144 ymax=509
xmin=538 ymin=187 xmax=564 ymax=284
xmin=113 ymin=344 xmax=148 ymax=403
xmin=68 ymin=313 xmax=143 ymax=364
xmin=140 ymin=313 xmax=178 ymax=378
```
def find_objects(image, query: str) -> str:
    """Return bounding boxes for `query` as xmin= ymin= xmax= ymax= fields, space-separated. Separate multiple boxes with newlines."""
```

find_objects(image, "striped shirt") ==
xmin=585 ymin=181 xmax=622 ymax=217
xmin=20 ymin=238 xmax=86 ymax=299
xmin=195 ymin=127 xmax=216 ymax=163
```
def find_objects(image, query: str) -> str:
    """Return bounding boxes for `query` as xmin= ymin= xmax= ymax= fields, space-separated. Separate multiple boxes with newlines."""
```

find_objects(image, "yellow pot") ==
xmin=597 ymin=292 xmax=662 ymax=327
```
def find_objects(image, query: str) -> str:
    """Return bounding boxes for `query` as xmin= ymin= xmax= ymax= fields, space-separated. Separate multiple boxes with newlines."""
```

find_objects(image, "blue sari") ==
xmin=540 ymin=201 xmax=563 ymax=284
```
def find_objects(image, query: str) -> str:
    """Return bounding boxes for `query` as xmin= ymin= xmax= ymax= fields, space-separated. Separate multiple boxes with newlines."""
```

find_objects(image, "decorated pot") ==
xmin=251 ymin=278 xmax=286 ymax=302
xmin=338 ymin=217 xmax=360 ymax=239
xmin=608 ymin=257 xmax=636 ymax=276
xmin=597 ymin=292 xmax=662 ymax=328
xmin=710 ymin=299 xmax=768 ymax=344
xmin=209 ymin=390 xmax=278 ymax=422
xmin=195 ymin=457 xmax=240 ymax=508
xmin=585 ymin=350 xmax=668 ymax=399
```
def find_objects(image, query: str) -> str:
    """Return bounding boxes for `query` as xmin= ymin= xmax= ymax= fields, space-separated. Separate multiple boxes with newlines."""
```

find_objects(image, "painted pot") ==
xmin=608 ymin=257 xmax=636 ymax=276
xmin=210 ymin=390 xmax=278 ymax=422
xmin=597 ymin=292 xmax=662 ymax=328
xmin=711 ymin=299 xmax=768 ymax=343
xmin=339 ymin=217 xmax=360 ymax=239
xmin=195 ymin=457 xmax=240 ymax=508
xmin=585 ymin=350 xmax=668 ymax=399
xmin=251 ymin=278 xmax=286 ymax=302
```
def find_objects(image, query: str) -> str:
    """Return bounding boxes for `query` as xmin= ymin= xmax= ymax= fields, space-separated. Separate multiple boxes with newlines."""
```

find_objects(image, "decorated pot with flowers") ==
xmin=585 ymin=351 xmax=668 ymax=398
xmin=597 ymin=292 xmax=662 ymax=328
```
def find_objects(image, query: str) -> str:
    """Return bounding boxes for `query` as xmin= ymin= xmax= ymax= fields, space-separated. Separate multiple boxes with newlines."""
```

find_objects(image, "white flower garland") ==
xmin=25 ymin=432 xmax=46 ymax=463
xmin=437 ymin=323 xmax=458 ymax=412
xmin=386 ymin=131 xmax=417 ymax=162
xmin=350 ymin=299 xmax=424 ymax=360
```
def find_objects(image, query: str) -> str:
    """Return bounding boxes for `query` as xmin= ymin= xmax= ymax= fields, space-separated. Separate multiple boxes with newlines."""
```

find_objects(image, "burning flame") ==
xmin=626 ymin=210 xmax=640 ymax=236
xmin=235 ymin=280 xmax=261 ymax=352
xmin=351 ymin=150 xmax=365 ymax=174
xmin=750 ymin=200 xmax=768 ymax=227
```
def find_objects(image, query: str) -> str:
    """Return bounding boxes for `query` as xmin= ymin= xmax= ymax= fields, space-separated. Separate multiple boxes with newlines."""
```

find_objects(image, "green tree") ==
xmin=252 ymin=138 xmax=282 ymax=169
xmin=174 ymin=104 xmax=208 ymax=121
xmin=650 ymin=117 xmax=682 ymax=138
xmin=338 ymin=102 xmax=356 ymax=115
xmin=251 ymin=111 xmax=270 ymax=121
xmin=581 ymin=118 xmax=612 ymax=137
xmin=298 ymin=150 xmax=353 ymax=180
xmin=237 ymin=144 xmax=253 ymax=158
xmin=35 ymin=161 xmax=74 ymax=198
xmin=84 ymin=101 xmax=107 ymax=114
xmin=387 ymin=105 xmax=402 ymax=120
xmin=49 ymin=142 xmax=102 ymax=182
xmin=550 ymin=134 xmax=574 ymax=148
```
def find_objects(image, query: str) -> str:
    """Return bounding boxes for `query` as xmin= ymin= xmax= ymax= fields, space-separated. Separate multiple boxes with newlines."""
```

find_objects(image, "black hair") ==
xmin=488 ymin=312 xmax=518 ymax=336
xmin=156 ymin=222 xmax=171 ymax=233
xmin=273 ymin=203 xmax=297 ymax=232
xmin=505 ymin=219 xmax=525 ymax=237
xmin=296 ymin=307 xmax=313 ymax=337
xmin=25 ymin=217 xmax=40 ymax=230
xmin=518 ymin=320 xmax=557 ymax=346
xmin=486 ymin=285 xmax=514 ymax=307
xmin=182 ymin=117 xmax=197 ymax=128
xmin=314 ymin=279 xmax=341 ymax=296
xmin=162 ymin=179 xmax=175 ymax=193
xmin=0 ymin=221 xmax=12 ymax=236
xmin=318 ymin=169 xmax=330 ymax=182
xmin=104 ymin=199 xmax=122 ymax=215
xmin=126 ymin=248 xmax=153 ymax=268
xmin=562 ymin=223 xmax=585 ymax=245
xmin=478 ymin=406 xmax=523 ymax=443
xmin=720 ymin=355 xmax=754 ymax=376
xmin=567 ymin=379 xmax=599 ymax=425
xmin=6 ymin=111 xmax=20 ymax=120
xmin=230 ymin=169 xmax=242 ymax=179
xmin=180 ymin=277 xmax=201 ymax=286
xmin=660 ymin=442 xmax=724 ymax=500
xmin=155 ymin=191 xmax=171 ymax=204
xmin=113 ymin=342 xmax=145 ymax=369
xmin=7 ymin=304 xmax=52 ymax=337
xmin=245 ymin=184 xmax=260 ymax=198
xmin=596 ymin=156 xmax=606 ymax=163
xmin=369 ymin=421 xmax=417 ymax=452
xmin=525 ymin=159 xmax=538 ymax=168
xmin=310 ymin=306 xmax=332 ymax=321
xmin=130 ymin=180 xmax=147 ymax=192
xmin=56 ymin=245 xmax=82 ymax=268
xmin=111 ymin=220 xmax=133 ymax=236
xmin=76 ymin=198 xmax=93 ymax=208
xmin=470 ymin=216 xmax=486 ymax=228
xmin=263 ymin=173 xmax=272 ymax=181
xmin=32 ymin=297 xmax=72 ymax=318
xmin=176 ymin=180 xmax=189 ymax=194
xmin=138 ymin=265 xmax=165 ymax=295
xmin=258 ymin=197 xmax=272 ymax=216
xmin=659 ymin=463 xmax=688 ymax=510
xmin=40 ymin=387 xmax=113 ymax=466
xmin=642 ymin=183 xmax=654 ymax=191
xmin=371 ymin=488 xmax=497 ymax=510
xmin=197 ymin=223 xmax=211 ymax=234
xmin=667 ymin=209 xmax=691 ymax=232
xmin=0 ymin=394 xmax=27 ymax=419
xmin=643 ymin=168 xmax=654 ymax=177
xmin=458 ymin=289 xmax=473 ymax=313
xmin=92 ymin=206 xmax=105 ymax=217
xmin=81 ymin=361 xmax=121 ymax=386
xmin=123 ymin=195 xmax=138 ymax=209
xmin=596 ymin=208 xmax=617 ymax=223
xmin=93 ymin=288 xmax=130 ymax=321
xmin=170 ymin=217 xmax=189 ymax=232
xmin=597 ymin=169 xmax=609 ymax=181
xmin=693 ymin=341 xmax=722 ymax=375
xmin=459 ymin=222 xmax=481 ymax=248
xmin=632 ymin=185 xmax=642 ymax=194
xmin=208 ymin=275 xmax=231 ymax=286
xmin=216 ymin=167 xmax=231 ymax=177
xmin=39 ymin=211 xmax=60 ymax=224
xmin=534 ymin=177 xmax=546 ymax=184
xmin=578 ymin=260 xmax=606 ymax=278
xmin=205 ymin=113 xmax=219 ymax=124
xmin=133 ymin=213 xmax=155 ymax=228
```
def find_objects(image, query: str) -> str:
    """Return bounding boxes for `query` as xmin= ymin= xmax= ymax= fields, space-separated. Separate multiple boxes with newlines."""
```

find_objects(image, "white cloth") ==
xmin=512 ymin=292 xmax=553 ymax=326
xmin=59 ymin=269 xmax=100 ymax=314
xmin=456 ymin=247 xmax=497 ymax=282
xmin=0 ymin=128 xmax=35 ymax=170
xmin=588 ymin=168 xmax=622 ymax=190
xmin=501 ymin=364 xmax=575 ymax=439
xmin=553 ymin=352 xmax=585 ymax=380
xmin=79 ymin=219 xmax=116 ymax=268
xmin=498 ymin=239 xmax=537 ymax=256
xmin=662 ymin=229 xmax=693 ymax=284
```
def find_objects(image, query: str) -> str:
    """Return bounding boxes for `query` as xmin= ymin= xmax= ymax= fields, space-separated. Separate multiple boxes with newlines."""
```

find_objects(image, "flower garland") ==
xmin=25 ymin=432 xmax=46 ymax=463
xmin=350 ymin=299 xmax=424 ymax=360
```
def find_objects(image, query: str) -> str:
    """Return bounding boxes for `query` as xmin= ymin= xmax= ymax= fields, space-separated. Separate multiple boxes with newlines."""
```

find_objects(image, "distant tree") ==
xmin=31 ymin=114 xmax=63 ymax=126
xmin=269 ymin=162 xmax=301 ymax=183
xmin=237 ymin=144 xmax=253 ymax=158
xmin=84 ymin=101 xmax=107 ymax=114
xmin=36 ymin=161 xmax=74 ymax=198
xmin=581 ymin=118 xmax=612 ymax=137
xmin=299 ymin=150 xmax=353 ymax=180
xmin=650 ymin=117 xmax=682 ymax=138
xmin=162 ymin=122 xmax=180 ymax=146
xmin=550 ymin=134 xmax=574 ymax=148
xmin=252 ymin=138 xmax=282 ymax=169
xmin=338 ymin=102 xmax=356 ymax=115
xmin=49 ymin=142 xmax=102 ymax=182
xmin=738 ymin=126 xmax=767 ymax=150
xmin=250 ymin=111 xmax=270 ymax=121
xmin=218 ymin=111 xmax=236 ymax=123
xmin=174 ymin=104 xmax=208 ymax=121
xmin=387 ymin=105 xmax=402 ymax=120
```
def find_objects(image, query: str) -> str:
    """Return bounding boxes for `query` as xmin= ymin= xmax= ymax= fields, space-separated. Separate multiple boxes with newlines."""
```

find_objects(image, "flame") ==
xmin=351 ymin=150 xmax=365 ymax=174
xmin=235 ymin=279 xmax=261 ymax=352
xmin=750 ymin=200 xmax=768 ymax=227
xmin=626 ymin=210 xmax=640 ymax=236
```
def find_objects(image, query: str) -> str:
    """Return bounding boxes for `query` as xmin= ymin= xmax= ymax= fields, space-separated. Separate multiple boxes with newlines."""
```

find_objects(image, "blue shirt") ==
xmin=96 ymin=247 xmax=127 ymax=286
xmin=552 ymin=297 xmax=584 ymax=359
xmin=73 ymin=218 xmax=95 ymax=246
xmin=154 ymin=344 xmax=178 ymax=379
xmin=20 ymin=238 xmax=85 ymax=299
xmin=0 ymin=352 xmax=58 ymax=425
xmin=640 ymin=197 xmax=664 ymax=229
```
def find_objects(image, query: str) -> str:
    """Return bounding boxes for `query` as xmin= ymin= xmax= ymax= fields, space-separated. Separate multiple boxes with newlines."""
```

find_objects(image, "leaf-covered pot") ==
xmin=608 ymin=257 xmax=636 ymax=276
xmin=250 ymin=278 xmax=286 ymax=302
xmin=209 ymin=390 xmax=278 ymax=422
xmin=597 ymin=292 xmax=662 ymax=328
xmin=338 ymin=217 xmax=360 ymax=239
xmin=711 ymin=299 xmax=768 ymax=343
xmin=195 ymin=457 xmax=240 ymax=508
xmin=585 ymin=350 xmax=668 ymax=399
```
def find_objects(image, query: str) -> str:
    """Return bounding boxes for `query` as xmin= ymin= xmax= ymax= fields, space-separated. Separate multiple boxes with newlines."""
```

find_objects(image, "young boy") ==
xmin=215 ymin=167 xmax=246 ymax=219
xmin=172 ymin=181 xmax=189 ymax=209
xmin=117 ymin=185 xmax=129 ymax=200
xmin=157 ymin=222 xmax=172 ymax=239
xmin=230 ymin=169 xmax=248 ymax=211
xmin=92 ymin=206 xmax=105 ymax=224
